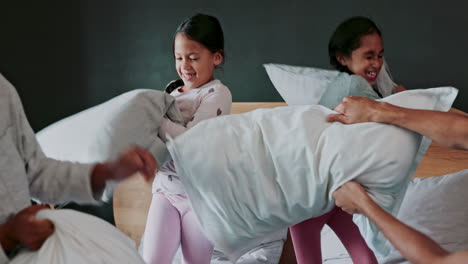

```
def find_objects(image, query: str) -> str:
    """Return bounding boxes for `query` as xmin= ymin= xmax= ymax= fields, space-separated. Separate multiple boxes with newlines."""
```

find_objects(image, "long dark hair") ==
xmin=328 ymin=16 xmax=382 ymax=73
xmin=165 ymin=13 xmax=225 ymax=94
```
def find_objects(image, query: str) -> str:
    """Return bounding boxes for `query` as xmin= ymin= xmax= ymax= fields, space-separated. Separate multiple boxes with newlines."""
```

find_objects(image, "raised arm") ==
xmin=333 ymin=181 xmax=468 ymax=264
xmin=327 ymin=96 xmax=468 ymax=150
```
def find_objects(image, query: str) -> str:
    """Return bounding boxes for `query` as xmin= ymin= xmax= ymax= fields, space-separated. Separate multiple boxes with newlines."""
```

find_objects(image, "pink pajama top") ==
xmin=152 ymin=79 xmax=232 ymax=195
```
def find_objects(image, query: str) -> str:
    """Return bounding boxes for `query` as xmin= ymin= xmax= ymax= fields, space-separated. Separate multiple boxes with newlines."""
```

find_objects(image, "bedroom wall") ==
xmin=1 ymin=0 xmax=467 ymax=131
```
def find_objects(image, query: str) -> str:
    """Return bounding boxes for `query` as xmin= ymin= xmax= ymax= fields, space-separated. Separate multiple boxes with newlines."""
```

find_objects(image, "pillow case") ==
xmin=381 ymin=169 xmax=468 ymax=264
xmin=264 ymin=63 xmax=394 ymax=107
xmin=11 ymin=209 xmax=144 ymax=264
xmin=263 ymin=63 xmax=339 ymax=105
xmin=168 ymin=87 xmax=458 ymax=261
xmin=37 ymin=89 xmax=183 ymax=200
xmin=37 ymin=89 xmax=182 ymax=164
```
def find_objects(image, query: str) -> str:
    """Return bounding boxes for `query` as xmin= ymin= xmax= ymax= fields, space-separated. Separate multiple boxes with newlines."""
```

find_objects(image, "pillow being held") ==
xmin=168 ymin=87 xmax=458 ymax=261
xmin=264 ymin=63 xmax=389 ymax=109
xmin=37 ymin=89 xmax=184 ymax=202
xmin=263 ymin=63 xmax=339 ymax=105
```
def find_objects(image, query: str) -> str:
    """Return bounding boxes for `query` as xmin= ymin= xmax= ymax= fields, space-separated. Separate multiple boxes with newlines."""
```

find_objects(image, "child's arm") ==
xmin=159 ymin=86 xmax=232 ymax=142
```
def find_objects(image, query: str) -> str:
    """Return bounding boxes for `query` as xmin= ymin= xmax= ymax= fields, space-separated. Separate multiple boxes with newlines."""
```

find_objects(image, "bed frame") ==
xmin=113 ymin=102 xmax=468 ymax=263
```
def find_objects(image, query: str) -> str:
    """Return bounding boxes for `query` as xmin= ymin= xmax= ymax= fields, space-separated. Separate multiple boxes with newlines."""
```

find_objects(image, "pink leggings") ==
xmin=141 ymin=193 xmax=213 ymax=264
xmin=290 ymin=206 xmax=377 ymax=264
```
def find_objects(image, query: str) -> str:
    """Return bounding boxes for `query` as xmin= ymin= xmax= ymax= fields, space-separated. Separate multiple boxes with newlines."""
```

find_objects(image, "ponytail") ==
xmin=165 ymin=79 xmax=184 ymax=94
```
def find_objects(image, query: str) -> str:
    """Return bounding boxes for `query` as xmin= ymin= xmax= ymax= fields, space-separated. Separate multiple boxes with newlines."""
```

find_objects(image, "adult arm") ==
xmin=6 ymin=75 xmax=157 ymax=204
xmin=327 ymin=96 xmax=468 ymax=150
xmin=333 ymin=181 xmax=468 ymax=264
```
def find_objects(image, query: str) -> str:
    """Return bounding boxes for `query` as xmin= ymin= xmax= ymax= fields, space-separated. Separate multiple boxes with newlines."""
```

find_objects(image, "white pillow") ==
xmin=381 ymin=169 xmax=468 ymax=264
xmin=37 ymin=89 xmax=183 ymax=200
xmin=11 ymin=209 xmax=144 ymax=264
xmin=168 ymin=87 xmax=458 ymax=261
xmin=37 ymin=89 xmax=182 ymax=164
xmin=264 ymin=63 xmax=339 ymax=105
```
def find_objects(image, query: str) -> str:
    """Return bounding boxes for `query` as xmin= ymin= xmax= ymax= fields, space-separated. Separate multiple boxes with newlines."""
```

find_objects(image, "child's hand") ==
xmin=394 ymin=85 xmax=406 ymax=93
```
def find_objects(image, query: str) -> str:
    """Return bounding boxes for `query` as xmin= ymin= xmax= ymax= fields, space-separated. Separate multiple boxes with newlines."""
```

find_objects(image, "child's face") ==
xmin=338 ymin=33 xmax=384 ymax=85
xmin=174 ymin=33 xmax=223 ymax=91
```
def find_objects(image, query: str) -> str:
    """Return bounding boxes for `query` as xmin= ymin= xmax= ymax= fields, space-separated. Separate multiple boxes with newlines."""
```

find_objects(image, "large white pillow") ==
xmin=381 ymin=169 xmax=468 ymax=264
xmin=37 ymin=89 xmax=183 ymax=200
xmin=37 ymin=89 xmax=182 ymax=164
xmin=11 ymin=209 xmax=144 ymax=264
xmin=168 ymin=87 xmax=458 ymax=261
xmin=263 ymin=63 xmax=339 ymax=105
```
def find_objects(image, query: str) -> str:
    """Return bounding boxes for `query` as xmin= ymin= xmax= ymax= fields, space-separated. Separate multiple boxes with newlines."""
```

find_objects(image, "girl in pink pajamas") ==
xmin=290 ymin=16 xmax=406 ymax=264
xmin=141 ymin=14 xmax=231 ymax=264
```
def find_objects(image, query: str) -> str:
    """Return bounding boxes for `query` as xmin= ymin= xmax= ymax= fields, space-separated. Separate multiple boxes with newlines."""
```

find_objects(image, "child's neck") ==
xmin=179 ymin=77 xmax=215 ymax=93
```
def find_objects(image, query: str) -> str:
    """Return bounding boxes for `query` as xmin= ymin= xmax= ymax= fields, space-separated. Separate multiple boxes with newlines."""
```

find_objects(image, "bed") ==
xmin=113 ymin=102 xmax=468 ymax=264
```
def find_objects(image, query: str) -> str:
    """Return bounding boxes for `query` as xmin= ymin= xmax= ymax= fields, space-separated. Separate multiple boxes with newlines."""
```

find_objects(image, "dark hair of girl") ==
xmin=164 ymin=79 xmax=185 ymax=94
xmin=328 ymin=16 xmax=382 ymax=73
xmin=165 ymin=13 xmax=225 ymax=94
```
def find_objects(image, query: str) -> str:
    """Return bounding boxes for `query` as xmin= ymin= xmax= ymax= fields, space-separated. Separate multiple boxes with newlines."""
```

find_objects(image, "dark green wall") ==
xmin=1 ymin=0 xmax=467 ymax=131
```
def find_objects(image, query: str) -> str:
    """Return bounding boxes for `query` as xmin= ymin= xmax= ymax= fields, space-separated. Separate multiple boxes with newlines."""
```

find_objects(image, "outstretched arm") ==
xmin=333 ymin=182 xmax=468 ymax=264
xmin=327 ymin=96 xmax=468 ymax=150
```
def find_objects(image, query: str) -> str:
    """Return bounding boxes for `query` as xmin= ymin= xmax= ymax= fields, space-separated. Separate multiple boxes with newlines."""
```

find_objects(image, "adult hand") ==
xmin=326 ymin=96 xmax=382 ymax=124
xmin=332 ymin=181 xmax=369 ymax=215
xmin=0 ymin=205 xmax=54 ymax=251
xmin=91 ymin=146 xmax=158 ymax=193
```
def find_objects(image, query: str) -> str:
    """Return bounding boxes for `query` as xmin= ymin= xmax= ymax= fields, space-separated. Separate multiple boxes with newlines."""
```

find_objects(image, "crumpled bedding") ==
xmin=171 ymin=229 xmax=287 ymax=264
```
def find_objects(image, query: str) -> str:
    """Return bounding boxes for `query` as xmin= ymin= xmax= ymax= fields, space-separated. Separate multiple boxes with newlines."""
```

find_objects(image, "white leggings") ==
xmin=141 ymin=193 xmax=213 ymax=264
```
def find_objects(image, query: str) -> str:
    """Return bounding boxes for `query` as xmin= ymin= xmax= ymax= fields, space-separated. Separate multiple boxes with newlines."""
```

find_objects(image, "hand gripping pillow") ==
xmin=167 ymin=87 xmax=458 ymax=261
xmin=10 ymin=209 xmax=144 ymax=264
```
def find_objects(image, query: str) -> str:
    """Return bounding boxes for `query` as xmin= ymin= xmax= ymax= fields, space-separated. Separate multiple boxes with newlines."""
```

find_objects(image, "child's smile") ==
xmin=339 ymin=33 xmax=384 ymax=85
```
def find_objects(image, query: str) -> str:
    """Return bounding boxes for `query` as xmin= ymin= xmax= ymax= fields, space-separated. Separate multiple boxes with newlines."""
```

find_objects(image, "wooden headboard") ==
xmin=113 ymin=102 xmax=468 ymax=263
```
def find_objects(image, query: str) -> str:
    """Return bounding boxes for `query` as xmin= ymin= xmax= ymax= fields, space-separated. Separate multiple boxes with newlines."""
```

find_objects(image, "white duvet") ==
xmin=168 ymin=88 xmax=457 ymax=261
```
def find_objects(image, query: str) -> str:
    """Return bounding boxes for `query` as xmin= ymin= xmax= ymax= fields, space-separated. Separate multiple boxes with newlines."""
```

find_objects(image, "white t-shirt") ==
xmin=153 ymin=79 xmax=232 ymax=195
